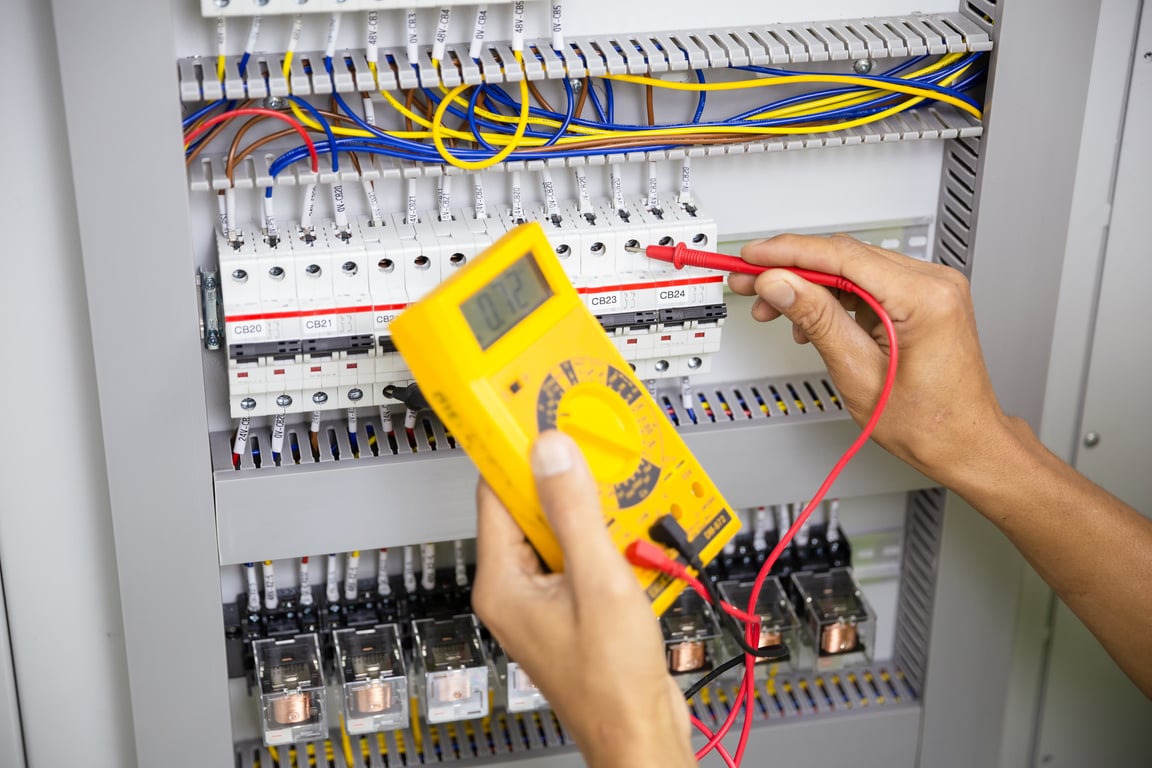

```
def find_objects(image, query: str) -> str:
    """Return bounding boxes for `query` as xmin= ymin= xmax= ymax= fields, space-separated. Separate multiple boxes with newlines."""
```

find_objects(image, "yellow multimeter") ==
xmin=390 ymin=223 xmax=740 ymax=615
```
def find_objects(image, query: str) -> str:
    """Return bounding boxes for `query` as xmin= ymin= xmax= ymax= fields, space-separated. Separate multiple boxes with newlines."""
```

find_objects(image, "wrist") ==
xmin=934 ymin=414 xmax=1045 ymax=510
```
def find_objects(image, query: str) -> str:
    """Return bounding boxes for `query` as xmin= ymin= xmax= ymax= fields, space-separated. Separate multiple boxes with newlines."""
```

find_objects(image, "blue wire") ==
xmin=587 ymin=80 xmax=607 ymax=122
xmin=183 ymin=99 xmax=229 ymax=129
xmin=692 ymin=69 xmax=707 ymax=123
xmin=239 ymin=52 xmax=252 ymax=78
xmin=602 ymin=78 xmax=615 ymax=122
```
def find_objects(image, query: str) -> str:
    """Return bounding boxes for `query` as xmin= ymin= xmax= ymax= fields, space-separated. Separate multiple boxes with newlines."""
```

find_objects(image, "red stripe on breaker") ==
xmin=577 ymin=275 xmax=723 ymax=295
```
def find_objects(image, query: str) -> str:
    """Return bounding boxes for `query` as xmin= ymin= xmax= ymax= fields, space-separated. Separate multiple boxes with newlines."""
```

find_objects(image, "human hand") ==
xmin=728 ymin=234 xmax=1020 ymax=487
xmin=472 ymin=430 xmax=695 ymax=768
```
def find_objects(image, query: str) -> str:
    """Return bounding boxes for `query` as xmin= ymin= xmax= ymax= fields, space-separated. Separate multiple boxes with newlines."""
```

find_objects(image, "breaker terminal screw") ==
xmin=232 ymin=269 xmax=248 ymax=283
xmin=312 ymin=392 xmax=329 ymax=405
xmin=348 ymin=388 xmax=364 ymax=402
xmin=241 ymin=398 xmax=257 ymax=411
xmin=276 ymin=395 xmax=293 ymax=408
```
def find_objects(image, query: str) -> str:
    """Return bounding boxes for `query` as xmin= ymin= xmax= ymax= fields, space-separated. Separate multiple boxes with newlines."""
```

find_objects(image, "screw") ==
xmin=204 ymin=276 xmax=218 ymax=290
xmin=654 ymin=360 xmax=670 ymax=373
xmin=1144 ymin=51 xmax=1152 ymax=61
xmin=263 ymin=96 xmax=287 ymax=110
xmin=232 ymin=269 xmax=248 ymax=282
xmin=341 ymin=261 xmax=358 ymax=275
xmin=305 ymin=264 xmax=322 ymax=277
xmin=1083 ymin=432 xmax=1100 ymax=448
xmin=348 ymin=388 xmax=364 ymax=401
xmin=268 ymin=266 xmax=285 ymax=280
xmin=241 ymin=398 xmax=257 ymax=411
xmin=312 ymin=392 xmax=329 ymax=405
xmin=276 ymin=394 xmax=293 ymax=408
xmin=687 ymin=357 xmax=703 ymax=369
xmin=214 ymin=0 xmax=229 ymax=6
xmin=853 ymin=58 xmax=873 ymax=74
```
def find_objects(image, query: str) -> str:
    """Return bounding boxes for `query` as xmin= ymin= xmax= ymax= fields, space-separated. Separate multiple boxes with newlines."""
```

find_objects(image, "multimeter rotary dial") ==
xmin=536 ymin=357 xmax=663 ymax=509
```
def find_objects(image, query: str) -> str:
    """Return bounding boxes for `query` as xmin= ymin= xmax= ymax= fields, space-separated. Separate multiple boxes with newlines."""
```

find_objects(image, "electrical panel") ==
xmin=38 ymin=0 xmax=1107 ymax=765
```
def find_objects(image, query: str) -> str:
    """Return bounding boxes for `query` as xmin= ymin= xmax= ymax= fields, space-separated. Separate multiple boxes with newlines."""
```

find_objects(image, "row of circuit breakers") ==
xmin=210 ymin=184 xmax=725 ymax=418
xmin=226 ymin=503 xmax=875 ymax=746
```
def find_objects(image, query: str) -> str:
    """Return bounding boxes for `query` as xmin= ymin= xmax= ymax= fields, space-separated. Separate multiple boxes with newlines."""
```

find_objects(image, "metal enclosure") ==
xmin=0 ymin=0 xmax=1139 ymax=765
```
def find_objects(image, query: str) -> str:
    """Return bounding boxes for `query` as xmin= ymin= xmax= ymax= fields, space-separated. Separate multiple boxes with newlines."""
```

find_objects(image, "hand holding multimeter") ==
xmin=390 ymin=223 xmax=742 ymax=615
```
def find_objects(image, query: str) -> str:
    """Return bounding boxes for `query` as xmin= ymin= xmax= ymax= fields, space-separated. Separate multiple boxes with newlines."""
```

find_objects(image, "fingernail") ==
xmin=531 ymin=431 xmax=573 ymax=478
xmin=759 ymin=279 xmax=796 ymax=310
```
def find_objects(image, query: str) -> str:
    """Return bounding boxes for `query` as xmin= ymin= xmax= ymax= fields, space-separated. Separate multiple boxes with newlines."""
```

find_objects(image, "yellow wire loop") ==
xmin=430 ymin=51 xmax=532 ymax=170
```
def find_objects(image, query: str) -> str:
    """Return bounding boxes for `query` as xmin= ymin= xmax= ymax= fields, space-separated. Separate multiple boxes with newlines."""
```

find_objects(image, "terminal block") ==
xmin=719 ymin=579 xmax=801 ymax=673
xmin=791 ymin=568 xmax=875 ymax=671
xmin=660 ymin=590 xmax=720 ymax=679
xmin=411 ymin=614 xmax=490 ymax=723
xmin=332 ymin=625 xmax=409 ymax=734
xmin=252 ymin=634 xmax=327 ymax=745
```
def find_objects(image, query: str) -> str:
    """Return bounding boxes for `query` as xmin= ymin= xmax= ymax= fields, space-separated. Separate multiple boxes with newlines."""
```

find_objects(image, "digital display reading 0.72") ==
xmin=461 ymin=254 xmax=553 ymax=349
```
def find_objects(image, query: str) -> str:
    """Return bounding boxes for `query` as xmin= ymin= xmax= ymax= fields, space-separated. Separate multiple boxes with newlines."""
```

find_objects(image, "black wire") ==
xmin=693 ymin=559 xmax=789 ymax=661
xmin=684 ymin=652 xmax=745 ymax=701
xmin=649 ymin=514 xmax=790 ymax=660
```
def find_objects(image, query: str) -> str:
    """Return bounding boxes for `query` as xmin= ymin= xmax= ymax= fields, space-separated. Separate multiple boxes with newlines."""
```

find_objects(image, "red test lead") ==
xmin=646 ymin=240 xmax=901 ymax=766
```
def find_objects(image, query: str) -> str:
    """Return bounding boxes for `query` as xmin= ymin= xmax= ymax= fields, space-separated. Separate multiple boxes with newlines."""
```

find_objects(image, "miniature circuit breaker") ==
xmin=719 ymin=578 xmax=802 ymax=672
xmin=332 ymin=625 xmax=409 ymax=734
xmin=791 ymin=567 xmax=875 ymax=671
xmin=252 ymin=634 xmax=327 ymax=745
xmin=660 ymin=590 xmax=721 ymax=678
xmin=411 ymin=614 xmax=490 ymax=723
xmin=492 ymin=644 xmax=548 ymax=713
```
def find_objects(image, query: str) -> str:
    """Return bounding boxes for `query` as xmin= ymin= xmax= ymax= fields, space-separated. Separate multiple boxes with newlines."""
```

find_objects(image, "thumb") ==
xmin=754 ymin=269 xmax=886 ymax=399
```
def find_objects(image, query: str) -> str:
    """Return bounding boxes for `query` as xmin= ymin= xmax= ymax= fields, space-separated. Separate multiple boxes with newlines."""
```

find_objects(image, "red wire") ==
xmin=183 ymin=108 xmax=320 ymax=174
xmin=690 ymin=716 xmax=738 ymax=768
xmin=647 ymin=243 xmax=900 ymax=765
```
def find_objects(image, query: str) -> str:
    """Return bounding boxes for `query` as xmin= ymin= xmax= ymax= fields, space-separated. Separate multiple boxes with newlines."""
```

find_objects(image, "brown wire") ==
xmin=573 ymin=77 xmax=589 ymax=119
xmin=645 ymin=84 xmax=656 ymax=126
xmin=527 ymin=80 xmax=554 ymax=113
xmin=185 ymin=99 xmax=255 ymax=166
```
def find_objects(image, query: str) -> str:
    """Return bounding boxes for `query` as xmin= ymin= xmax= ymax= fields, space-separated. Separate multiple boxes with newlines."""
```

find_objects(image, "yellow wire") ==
xmin=217 ymin=54 xmax=227 ymax=83
xmin=338 ymin=715 xmax=355 ymax=766
xmin=604 ymin=69 xmax=981 ymax=120
xmin=755 ymin=53 xmax=962 ymax=120
xmin=430 ymin=51 xmax=532 ymax=170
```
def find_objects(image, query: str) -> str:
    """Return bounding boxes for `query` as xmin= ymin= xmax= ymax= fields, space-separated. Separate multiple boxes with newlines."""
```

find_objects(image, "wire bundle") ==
xmin=184 ymin=51 xmax=986 ymax=188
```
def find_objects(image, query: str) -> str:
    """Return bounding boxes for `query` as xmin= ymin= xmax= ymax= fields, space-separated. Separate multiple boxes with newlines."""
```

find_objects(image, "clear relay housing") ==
xmin=332 ymin=624 xmax=409 ymax=734
xmin=492 ymin=643 xmax=549 ymax=713
xmin=719 ymin=578 xmax=802 ymax=672
xmin=660 ymin=590 xmax=720 ymax=677
xmin=411 ymin=614 xmax=490 ymax=723
xmin=252 ymin=634 xmax=327 ymax=745
xmin=791 ymin=567 xmax=875 ymax=671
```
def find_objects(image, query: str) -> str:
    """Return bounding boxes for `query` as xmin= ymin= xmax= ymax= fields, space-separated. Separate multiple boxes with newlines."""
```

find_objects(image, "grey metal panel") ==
xmin=1073 ymin=5 xmax=1152 ymax=513
xmin=1032 ymin=4 xmax=1152 ymax=765
xmin=0 ymin=567 xmax=24 ymax=768
xmin=1 ymin=1 xmax=137 ymax=767
xmin=48 ymin=0 xmax=233 ymax=765
xmin=918 ymin=1 xmax=1106 ymax=766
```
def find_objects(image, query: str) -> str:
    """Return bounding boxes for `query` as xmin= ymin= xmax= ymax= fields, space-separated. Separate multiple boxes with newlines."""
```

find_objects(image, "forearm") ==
xmin=944 ymin=419 xmax=1152 ymax=697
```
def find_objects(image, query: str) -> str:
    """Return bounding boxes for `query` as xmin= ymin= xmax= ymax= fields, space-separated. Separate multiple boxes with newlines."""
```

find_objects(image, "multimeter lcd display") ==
xmin=460 ymin=254 xmax=552 ymax=349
